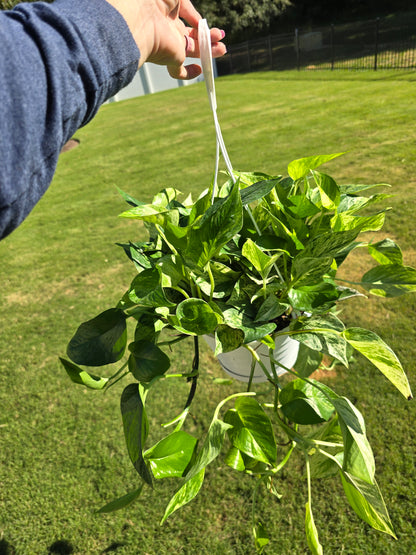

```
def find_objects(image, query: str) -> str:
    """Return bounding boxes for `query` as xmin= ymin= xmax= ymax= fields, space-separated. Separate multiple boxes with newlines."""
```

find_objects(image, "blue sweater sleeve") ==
xmin=0 ymin=0 xmax=140 ymax=239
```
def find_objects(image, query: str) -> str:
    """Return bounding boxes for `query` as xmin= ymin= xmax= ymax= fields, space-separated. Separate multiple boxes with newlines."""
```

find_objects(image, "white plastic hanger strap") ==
xmin=197 ymin=19 xmax=279 ymax=276
xmin=198 ymin=19 xmax=235 ymax=198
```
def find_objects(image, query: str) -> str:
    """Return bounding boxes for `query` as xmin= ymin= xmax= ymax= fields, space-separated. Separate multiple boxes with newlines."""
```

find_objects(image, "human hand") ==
xmin=107 ymin=0 xmax=226 ymax=80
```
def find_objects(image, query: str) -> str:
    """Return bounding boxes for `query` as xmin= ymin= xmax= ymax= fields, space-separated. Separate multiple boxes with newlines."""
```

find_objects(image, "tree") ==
xmin=193 ymin=0 xmax=292 ymax=42
xmin=280 ymin=0 xmax=415 ymax=28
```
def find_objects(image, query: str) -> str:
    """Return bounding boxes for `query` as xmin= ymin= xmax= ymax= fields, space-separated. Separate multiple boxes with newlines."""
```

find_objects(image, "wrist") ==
xmin=105 ymin=0 xmax=154 ymax=66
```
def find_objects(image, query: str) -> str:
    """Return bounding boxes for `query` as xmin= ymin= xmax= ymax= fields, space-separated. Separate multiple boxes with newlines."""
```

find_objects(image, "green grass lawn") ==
xmin=1 ymin=70 xmax=416 ymax=554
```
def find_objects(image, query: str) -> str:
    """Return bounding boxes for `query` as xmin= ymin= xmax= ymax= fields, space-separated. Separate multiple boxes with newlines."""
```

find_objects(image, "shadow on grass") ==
xmin=0 ymin=539 xmax=125 ymax=554
xmin=101 ymin=542 xmax=126 ymax=553
xmin=0 ymin=539 xmax=15 ymax=555
xmin=48 ymin=540 xmax=74 ymax=554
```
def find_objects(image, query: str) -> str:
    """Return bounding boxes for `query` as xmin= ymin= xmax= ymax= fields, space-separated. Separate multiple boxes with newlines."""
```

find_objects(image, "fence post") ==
xmin=330 ymin=24 xmax=335 ymax=70
xmin=374 ymin=17 xmax=380 ymax=71
xmin=268 ymin=35 xmax=273 ymax=69
xmin=246 ymin=41 xmax=251 ymax=72
xmin=295 ymin=28 xmax=300 ymax=70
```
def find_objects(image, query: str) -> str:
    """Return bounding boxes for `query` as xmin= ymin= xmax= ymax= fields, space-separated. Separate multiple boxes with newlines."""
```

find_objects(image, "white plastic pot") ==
xmin=203 ymin=329 xmax=299 ymax=383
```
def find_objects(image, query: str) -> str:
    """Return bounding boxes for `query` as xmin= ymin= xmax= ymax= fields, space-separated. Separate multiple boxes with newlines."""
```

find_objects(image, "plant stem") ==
xmin=275 ymin=413 xmax=309 ymax=447
xmin=213 ymin=391 xmax=256 ymax=421
xmin=162 ymin=406 xmax=190 ymax=430
xmin=171 ymin=285 xmax=190 ymax=299
xmin=247 ymin=356 xmax=256 ymax=392
xmin=244 ymin=344 xmax=274 ymax=382
xmin=306 ymin=454 xmax=312 ymax=506
xmin=104 ymin=370 xmax=130 ymax=392
xmin=207 ymin=262 xmax=215 ymax=303
xmin=158 ymin=334 xmax=188 ymax=347
xmin=108 ymin=360 xmax=128 ymax=382
xmin=184 ymin=336 xmax=199 ymax=409
xmin=312 ymin=439 xmax=343 ymax=448
xmin=315 ymin=447 xmax=342 ymax=468
xmin=251 ymin=478 xmax=262 ymax=539
xmin=272 ymin=441 xmax=295 ymax=474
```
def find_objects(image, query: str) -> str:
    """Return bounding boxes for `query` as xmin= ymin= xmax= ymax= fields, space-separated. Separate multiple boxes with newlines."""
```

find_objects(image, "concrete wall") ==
xmin=108 ymin=58 xmax=217 ymax=102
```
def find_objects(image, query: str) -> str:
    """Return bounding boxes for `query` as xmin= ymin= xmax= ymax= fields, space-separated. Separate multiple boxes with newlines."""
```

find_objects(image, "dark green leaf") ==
xmin=287 ymin=282 xmax=339 ymax=312
xmin=59 ymin=357 xmax=108 ymax=390
xmin=293 ymin=343 xmax=323 ymax=378
xmin=222 ymin=306 xmax=276 ymax=343
xmin=120 ymin=383 xmax=153 ymax=486
xmin=291 ymin=256 xmax=333 ymax=285
xmin=215 ymin=325 xmax=245 ymax=354
xmin=125 ymin=268 xmax=174 ymax=308
xmin=185 ymin=182 xmax=243 ymax=267
xmin=144 ymin=431 xmax=197 ymax=479
xmin=163 ymin=221 xmax=189 ymax=253
xmin=343 ymin=327 xmax=412 ymax=399
xmin=117 ymin=187 xmax=143 ymax=207
xmin=290 ymin=314 xmax=349 ymax=366
xmin=255 ymin=295 xmax=289 ymax=322
xmin=67 ymin=308 xmax=127 ymax=367
xmin=240 ymin=179 xmax=280 ymax=205
xmin=280 ymin=379 xmax=335 ymax=425
xmin=301 ymin=228 xmax=363 ymax=259
xmin=266 ymin=209 xmax=305 ymax=251
xmin=128 ymin=340 xmax=170 ymax=382
xmin=134 ymin=313 xmax=159 ymax=343
xmin=288 ymin=195 xmax=320 ymax=218
xmin=97 ymin=486 xmax=143 ymax=513
xmin=176 ymin=298 xmax=220 ymax=335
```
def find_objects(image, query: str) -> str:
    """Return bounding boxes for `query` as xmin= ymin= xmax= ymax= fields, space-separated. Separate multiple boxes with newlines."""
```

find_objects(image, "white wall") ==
xmin=108 ymin=59 xmax=217 ymax=102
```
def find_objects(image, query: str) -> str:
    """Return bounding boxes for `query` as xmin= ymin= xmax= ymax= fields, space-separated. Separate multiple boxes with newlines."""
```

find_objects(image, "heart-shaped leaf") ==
xmin=67 ymin=308 xmax=127 ymax=366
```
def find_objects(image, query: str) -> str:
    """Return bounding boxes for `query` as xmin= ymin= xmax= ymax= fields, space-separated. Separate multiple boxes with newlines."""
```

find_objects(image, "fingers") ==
xmin=185 ymin=27 xmax=227 ymax=58
xmin=187 ymin=26 xmax=225 ymax=43
xmin=168 ymin=62 xmax=202 ymax=80
xmin=179 ymin=0 xmax=201 ymax=28
xmin=162 ymin=1 xmax=227 ymax=80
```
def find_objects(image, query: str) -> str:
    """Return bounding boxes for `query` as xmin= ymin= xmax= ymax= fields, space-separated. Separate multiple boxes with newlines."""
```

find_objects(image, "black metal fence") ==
xmin=216 ymin=13 xmax=416 ymax=75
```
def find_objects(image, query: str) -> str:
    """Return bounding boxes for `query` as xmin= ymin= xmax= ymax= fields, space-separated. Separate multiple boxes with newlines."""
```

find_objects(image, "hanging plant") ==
xmin=61 ymin=151 xmax=415 ymax=552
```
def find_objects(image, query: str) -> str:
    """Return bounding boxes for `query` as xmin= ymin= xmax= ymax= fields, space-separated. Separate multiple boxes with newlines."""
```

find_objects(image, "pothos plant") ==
xmin=61 ymin=152 xmax=415 ymax=553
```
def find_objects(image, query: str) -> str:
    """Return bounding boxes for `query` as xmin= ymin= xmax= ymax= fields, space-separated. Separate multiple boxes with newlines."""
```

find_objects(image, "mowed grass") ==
xmin=1 ymin=70 xmax=416 ymax=554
